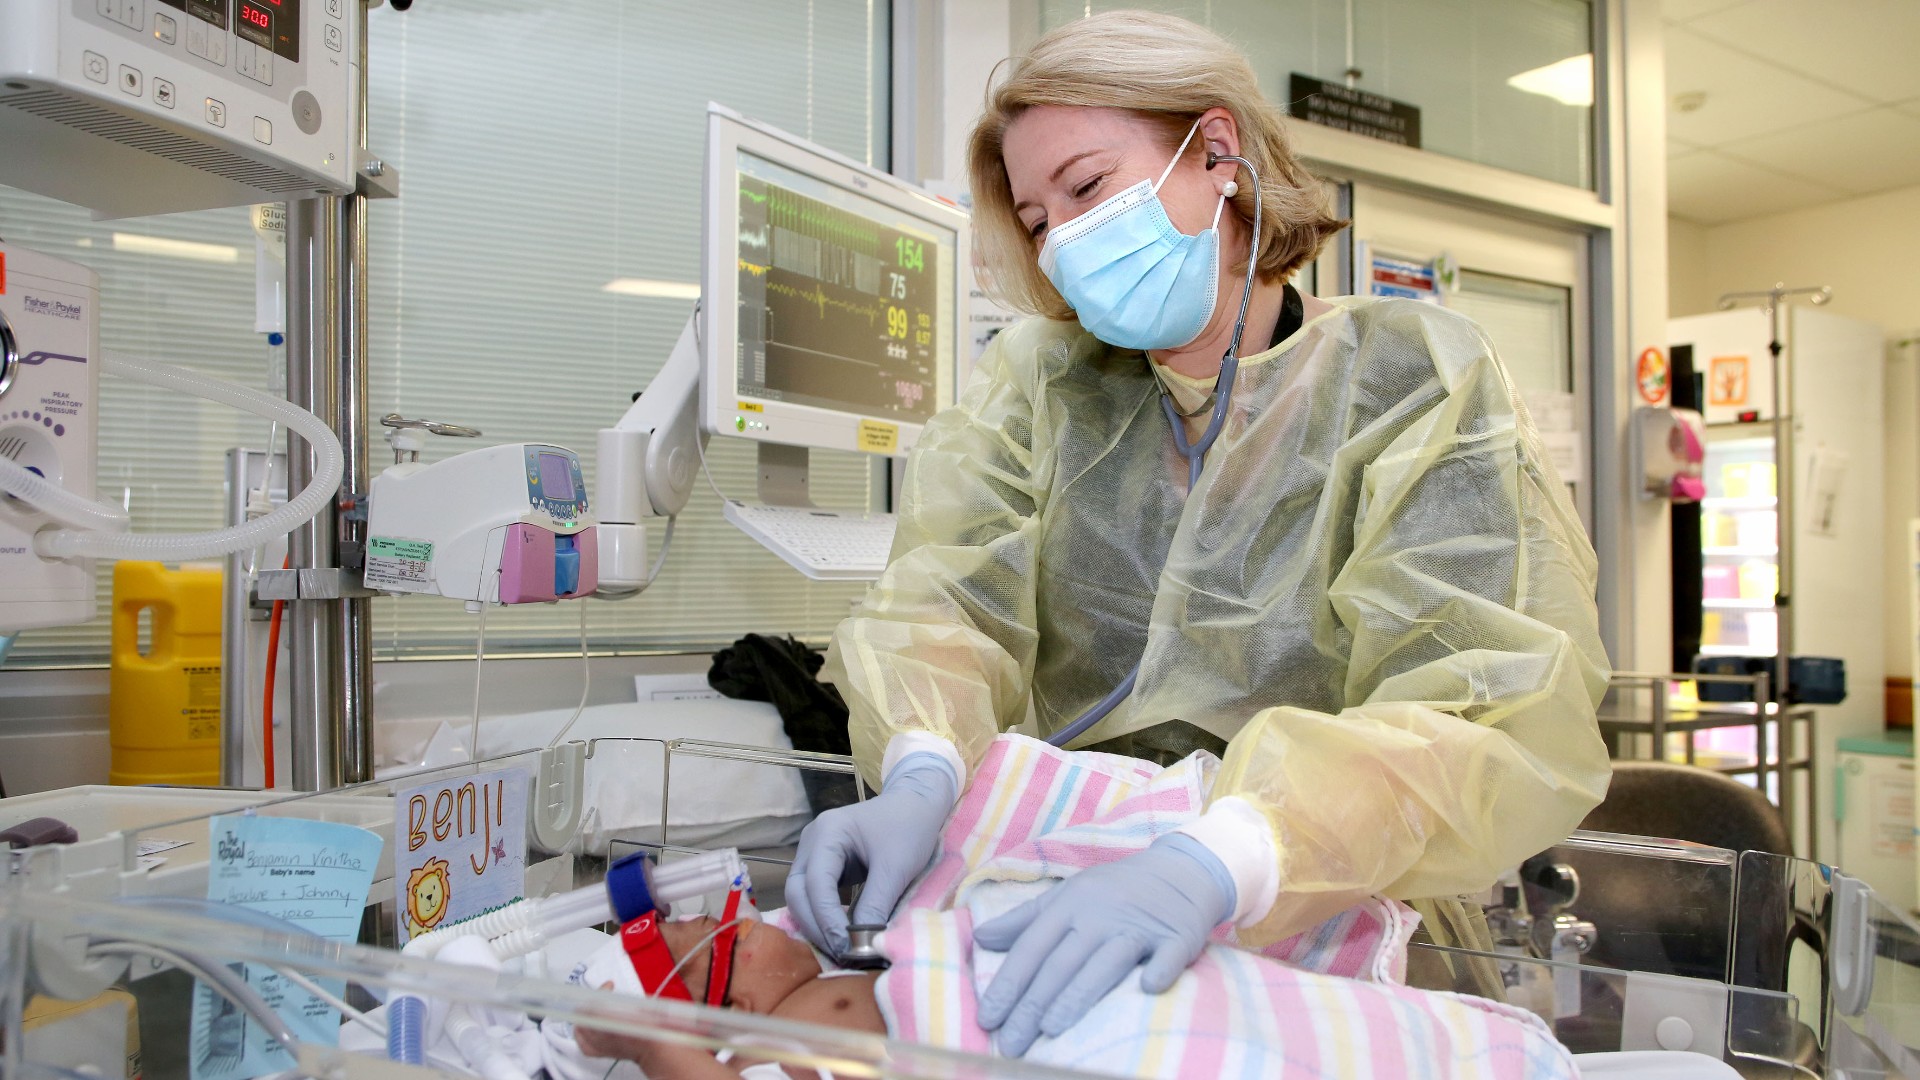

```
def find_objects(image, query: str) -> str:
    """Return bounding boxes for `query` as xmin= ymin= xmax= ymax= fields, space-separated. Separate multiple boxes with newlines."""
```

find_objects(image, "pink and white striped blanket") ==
xmin=854 ymin=734 xmax=1578 ymax=1078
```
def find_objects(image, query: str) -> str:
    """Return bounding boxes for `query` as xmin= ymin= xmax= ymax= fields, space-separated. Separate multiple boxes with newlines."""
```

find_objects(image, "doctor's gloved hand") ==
xmin=973 ymin=833 xmax=1235 ymax=1057
xmin=784 ymin=752 xmax=957 ymax=956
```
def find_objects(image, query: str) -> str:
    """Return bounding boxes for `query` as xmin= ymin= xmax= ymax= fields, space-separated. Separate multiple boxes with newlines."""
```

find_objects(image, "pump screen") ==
xmin=537 ymin=453 xmax=576 ymax=500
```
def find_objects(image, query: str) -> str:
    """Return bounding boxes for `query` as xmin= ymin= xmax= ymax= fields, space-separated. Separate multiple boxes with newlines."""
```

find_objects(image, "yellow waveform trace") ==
xmin=766 ymin=279 xmax=880 ymax=326
xmin=738 ymin=259 xmax=770 ymax=277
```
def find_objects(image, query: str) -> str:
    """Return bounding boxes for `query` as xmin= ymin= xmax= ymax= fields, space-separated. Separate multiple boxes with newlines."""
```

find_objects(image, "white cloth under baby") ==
xmin=540 ymin=924 xmax=860 ymax=1080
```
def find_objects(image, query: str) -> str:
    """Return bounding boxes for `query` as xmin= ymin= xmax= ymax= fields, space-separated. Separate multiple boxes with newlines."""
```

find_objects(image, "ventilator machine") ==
xmin=0 ymin=245 xmax=100 ymax=633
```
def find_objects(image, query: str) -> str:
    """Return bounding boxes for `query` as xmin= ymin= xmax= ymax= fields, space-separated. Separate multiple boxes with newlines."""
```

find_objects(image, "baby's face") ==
xmin=656 ymin=916 xmax=821 ymax=1014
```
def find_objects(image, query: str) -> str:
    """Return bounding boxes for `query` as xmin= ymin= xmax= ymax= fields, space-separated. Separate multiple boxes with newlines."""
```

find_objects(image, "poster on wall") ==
xmin=395 ymin=766 xmax=530 ymax=943
xmin=1359 ymin=244 xmax=1442 ymax=303
xmin=1709 ymin=355 xmax=1751 ymax=408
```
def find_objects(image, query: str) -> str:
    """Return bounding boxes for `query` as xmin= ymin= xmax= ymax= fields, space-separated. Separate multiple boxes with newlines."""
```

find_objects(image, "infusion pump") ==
xmin=0 ymin=0 xmax=361 ymax=218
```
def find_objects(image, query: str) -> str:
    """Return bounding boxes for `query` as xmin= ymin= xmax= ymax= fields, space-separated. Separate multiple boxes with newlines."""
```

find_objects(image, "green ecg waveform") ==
xmin=767 ymin=189 xmax=880 ymax=252
xmin=766 ymin=279 xmax=880 ymax=326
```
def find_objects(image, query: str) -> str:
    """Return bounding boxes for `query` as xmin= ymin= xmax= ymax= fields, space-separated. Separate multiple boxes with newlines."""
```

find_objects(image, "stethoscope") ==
xmin=1045 ymin=150 xmax=1264 ymax=749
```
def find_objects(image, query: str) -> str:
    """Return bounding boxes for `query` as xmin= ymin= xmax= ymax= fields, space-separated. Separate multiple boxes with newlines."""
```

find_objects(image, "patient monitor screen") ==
xmin=733 ymin=151 xmax=953 ymax=426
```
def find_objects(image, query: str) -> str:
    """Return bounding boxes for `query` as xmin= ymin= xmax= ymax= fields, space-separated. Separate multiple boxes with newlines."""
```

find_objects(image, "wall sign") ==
xmin=1288 ymin=74 xmax=1422 ymax=148
xmin=1637 ymin=347 xmax=1670 ymax=405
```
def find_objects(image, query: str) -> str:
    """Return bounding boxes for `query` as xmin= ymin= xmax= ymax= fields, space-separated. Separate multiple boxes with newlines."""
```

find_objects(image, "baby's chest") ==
xmin=772 ymin=973 xmax=887 ymax=1036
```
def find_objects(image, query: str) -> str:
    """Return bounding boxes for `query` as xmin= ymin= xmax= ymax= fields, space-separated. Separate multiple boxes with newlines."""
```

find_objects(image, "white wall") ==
xmin=1672 ymin=184 xmax=1920 ymax=329
xmin=1618 ymin=0 xmax=1675 ymax=677
xmin=1667 ymin=184 xmax=1920 ymax=691
xmin=934 ymin=0 xmax=1011 ymax=186
xmin=1666 ymin=216 xmax=1713 ymax=319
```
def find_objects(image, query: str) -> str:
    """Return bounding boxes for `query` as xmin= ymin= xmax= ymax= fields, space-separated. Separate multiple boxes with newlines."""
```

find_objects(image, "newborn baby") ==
xmin=561 ymin=915 xmax=884 ymax=1080
xmin=559 ymin=737 xmax=1578 ymax=1080
xmin=563 ymin=907 xmax=1574 ymax=1080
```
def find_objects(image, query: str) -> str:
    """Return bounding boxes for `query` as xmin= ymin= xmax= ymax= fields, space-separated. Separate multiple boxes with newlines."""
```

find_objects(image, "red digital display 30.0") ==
xmin=234 ymin=0 xmax=274 ymax=48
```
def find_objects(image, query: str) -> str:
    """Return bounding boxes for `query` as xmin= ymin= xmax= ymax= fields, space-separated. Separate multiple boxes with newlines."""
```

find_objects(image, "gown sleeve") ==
xmin=823 ymin=321 xmax=1053 ymax=788
xmin=1214 ymin=310 xmax=1613 ymax=946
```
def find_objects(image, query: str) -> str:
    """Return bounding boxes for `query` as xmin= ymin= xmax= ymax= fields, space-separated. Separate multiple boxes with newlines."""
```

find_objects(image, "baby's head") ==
xmin=574 ymin=914 xmax=843 ymax=1065
xmin=649 ymin=915 xmax=821 ymax=1014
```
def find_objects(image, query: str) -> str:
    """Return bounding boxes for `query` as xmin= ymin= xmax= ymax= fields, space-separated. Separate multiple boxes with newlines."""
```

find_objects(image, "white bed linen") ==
xmin=387 ymin=699 xmax=814 ymax=853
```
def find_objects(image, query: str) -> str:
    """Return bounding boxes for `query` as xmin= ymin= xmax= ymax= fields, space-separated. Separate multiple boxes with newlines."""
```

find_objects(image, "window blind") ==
xmin=0 ymin=0 xmax=891 ymax=665
xmin=362 ymin=0 xmax=891 ymax=658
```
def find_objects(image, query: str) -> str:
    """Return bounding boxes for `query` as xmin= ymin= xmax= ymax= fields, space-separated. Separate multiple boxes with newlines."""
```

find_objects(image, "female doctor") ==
xmin=786 ymin=10 xmax=1611 ymax=1057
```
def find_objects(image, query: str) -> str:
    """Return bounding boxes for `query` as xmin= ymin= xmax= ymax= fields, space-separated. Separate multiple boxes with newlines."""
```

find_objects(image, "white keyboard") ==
xmin=723 ymin=501 xmax=897 ymax=581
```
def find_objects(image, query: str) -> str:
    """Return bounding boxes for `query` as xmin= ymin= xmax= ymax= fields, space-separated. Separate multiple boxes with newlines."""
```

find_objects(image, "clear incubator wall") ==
xmin=4 ymin=739 xmax=1917 ymax=1080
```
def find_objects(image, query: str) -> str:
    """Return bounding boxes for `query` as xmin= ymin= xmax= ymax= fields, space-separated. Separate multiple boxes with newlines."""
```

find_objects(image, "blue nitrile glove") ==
xmin=784 ymin=752 xmax=957 ymax=955
xmin=973 ymin=832 xmax=1235 ymax=1057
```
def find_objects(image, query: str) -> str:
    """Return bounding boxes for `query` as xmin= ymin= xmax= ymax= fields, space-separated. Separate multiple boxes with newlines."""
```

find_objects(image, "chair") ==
xmin=1582 ymin=761 xmax=1790 ymax=856
xmin=1557 ymin=760 xmax=1790 ymax=982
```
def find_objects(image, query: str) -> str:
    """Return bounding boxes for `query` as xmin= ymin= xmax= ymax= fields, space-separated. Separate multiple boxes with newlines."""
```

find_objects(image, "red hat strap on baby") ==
xmin=620 ymin=910 xmax=692 ymax=1001
xmin=705 ymin=886 xmax=746 ymax=1008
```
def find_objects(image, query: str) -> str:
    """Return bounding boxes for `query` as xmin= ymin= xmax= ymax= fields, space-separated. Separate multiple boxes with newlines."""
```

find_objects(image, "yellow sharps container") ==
xmin=109 ymin=561 xmax=222 ymax=786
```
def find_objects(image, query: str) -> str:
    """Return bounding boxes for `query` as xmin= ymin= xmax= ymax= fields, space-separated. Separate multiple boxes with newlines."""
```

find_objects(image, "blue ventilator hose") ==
xmin=388 ymin=995 xmax=429 ymax=1065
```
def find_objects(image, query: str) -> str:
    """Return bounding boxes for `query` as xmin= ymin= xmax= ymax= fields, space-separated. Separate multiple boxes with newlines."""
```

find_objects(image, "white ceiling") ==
xmin=1663 ymin=0 xmax=1920 ymax=225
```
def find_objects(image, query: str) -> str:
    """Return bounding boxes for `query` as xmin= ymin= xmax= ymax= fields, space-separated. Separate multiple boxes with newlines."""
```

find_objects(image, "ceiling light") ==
xmin=602 ymin=278 xmax=700 ymax=300
xmin=1507 ymin=54 xmax=1593 ymax=108
xmin=111 ymin=232 xmax=239 ymax=263
xmin=1671 ymin=90 xmax=1708 ymax=114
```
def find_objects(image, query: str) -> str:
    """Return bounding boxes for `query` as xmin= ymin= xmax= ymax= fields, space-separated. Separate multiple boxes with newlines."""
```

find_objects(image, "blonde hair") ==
xmin=968 ymin=10 xmax=1347 ymax=320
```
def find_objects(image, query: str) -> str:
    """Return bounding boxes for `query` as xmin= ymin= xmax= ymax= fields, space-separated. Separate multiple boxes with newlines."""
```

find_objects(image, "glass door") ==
xmin=1344 ymin=181 xmax=1593 ymax=530
xmin=1699 ymin=431 xmax=1780 ymax=663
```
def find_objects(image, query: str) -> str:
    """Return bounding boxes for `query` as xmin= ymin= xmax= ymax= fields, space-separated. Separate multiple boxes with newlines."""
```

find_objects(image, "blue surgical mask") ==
xmin=1037 ymin=121 xmax=1227 ymax=352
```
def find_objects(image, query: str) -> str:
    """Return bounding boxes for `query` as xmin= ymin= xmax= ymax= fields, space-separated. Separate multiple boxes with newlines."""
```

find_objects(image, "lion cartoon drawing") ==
xmin=404 ymin=857 xmax=452 ymax=939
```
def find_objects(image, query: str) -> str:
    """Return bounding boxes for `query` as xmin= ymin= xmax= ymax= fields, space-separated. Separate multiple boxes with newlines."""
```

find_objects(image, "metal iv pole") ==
xmin=274 ymin=0 xmax=390 ymax=789
xmin=1713 ymin=282 xmax=1832 ymax=708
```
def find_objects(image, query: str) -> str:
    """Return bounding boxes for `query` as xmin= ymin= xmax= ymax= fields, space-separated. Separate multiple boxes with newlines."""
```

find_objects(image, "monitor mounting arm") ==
xmin=594 ymin=312 xmax=707 ymax=595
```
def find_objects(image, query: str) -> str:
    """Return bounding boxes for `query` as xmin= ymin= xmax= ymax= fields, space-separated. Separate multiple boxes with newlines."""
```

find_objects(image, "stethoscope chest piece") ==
xmin=839 ymin=923 xmax=891 ymax=971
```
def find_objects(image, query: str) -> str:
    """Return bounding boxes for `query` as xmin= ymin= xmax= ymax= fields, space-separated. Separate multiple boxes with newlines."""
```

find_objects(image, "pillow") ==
xmin=398 ymin=700 xmax=814 ymax=854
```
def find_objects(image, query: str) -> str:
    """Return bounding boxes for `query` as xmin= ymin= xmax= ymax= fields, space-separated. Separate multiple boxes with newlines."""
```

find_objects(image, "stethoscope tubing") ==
xmin=1045 ymin=152 xmax=1263 ymax=749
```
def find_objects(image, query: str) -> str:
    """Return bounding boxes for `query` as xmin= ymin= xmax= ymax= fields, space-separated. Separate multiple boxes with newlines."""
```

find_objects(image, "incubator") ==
xmin=4 ymin=736 xmax=1915 ymax=1080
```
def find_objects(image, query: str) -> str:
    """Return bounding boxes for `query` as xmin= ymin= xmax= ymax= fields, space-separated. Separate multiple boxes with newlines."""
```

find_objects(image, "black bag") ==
xmin=707 ymin=634 xmax=859 ymax=815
